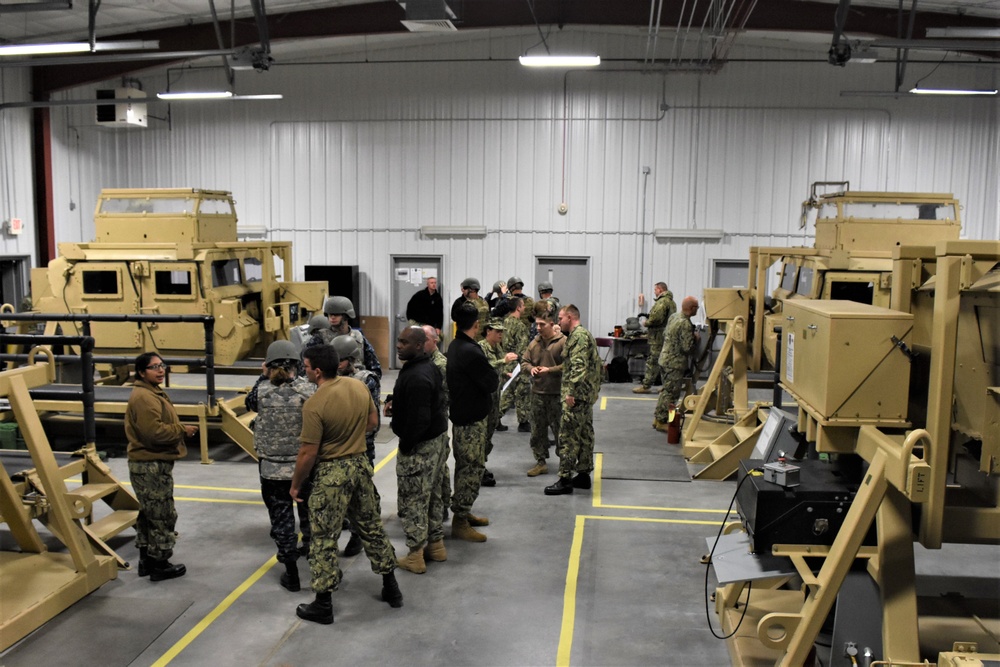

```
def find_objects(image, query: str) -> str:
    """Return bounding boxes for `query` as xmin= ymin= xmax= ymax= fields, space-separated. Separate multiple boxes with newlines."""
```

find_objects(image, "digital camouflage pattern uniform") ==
xmin=430 ymin=349 xmax=452 ymax=515
xmin=499 ymin=315 xmax=531 ymax=425
xmin=247 ymin=375 xmax=316 ymax=564
xmin=479 ymin=336 xmax=507 ymax=459
xmin=640 ymin=289 xmax=676 ymax=389
xmin=518 ymin=295 xmax=535 ymax=328
xmin=348 ymin=367 xmax=381 ymax=465
xmin=557 ymin=324 xmax=603 ymax=479
xmin=450 ymin=419 xmax=488 ymax=517
xmin=472 ymin=296 xmax=490 ymax=340
xmin=309 ymin=455 xmax=396 ymax=592
xmin=654 ymin=311 xmax=696 ymax=422
xmin=397 ymin=432 xmax=449 ymax=549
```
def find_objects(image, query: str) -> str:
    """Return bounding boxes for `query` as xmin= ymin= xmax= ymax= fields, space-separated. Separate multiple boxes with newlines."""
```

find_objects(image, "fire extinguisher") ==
xmin=667 ymin=405 xmax=684 ymax=445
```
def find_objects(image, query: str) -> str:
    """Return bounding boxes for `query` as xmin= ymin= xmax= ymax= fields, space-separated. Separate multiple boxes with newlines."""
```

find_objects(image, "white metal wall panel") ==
xmin=43 ymin=33 xmax=999 ymax=334
xmin=0 ymin=68 xmax=37 ymax=265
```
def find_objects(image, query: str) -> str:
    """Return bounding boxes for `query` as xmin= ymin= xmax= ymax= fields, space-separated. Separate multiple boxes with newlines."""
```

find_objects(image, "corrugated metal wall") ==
xmin=0 ymin=67 xmax=37 ymax=266
xmin=46 ymin=30 xmax=1000 ymax=333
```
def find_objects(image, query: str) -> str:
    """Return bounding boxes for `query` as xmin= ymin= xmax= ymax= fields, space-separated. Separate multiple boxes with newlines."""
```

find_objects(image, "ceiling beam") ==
xmin=28 ymin=0 xmax=999 ymax=96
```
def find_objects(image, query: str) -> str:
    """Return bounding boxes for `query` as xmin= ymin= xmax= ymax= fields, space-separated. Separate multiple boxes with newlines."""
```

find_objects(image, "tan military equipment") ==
xmin=30 ymin=188 xmax=325 ymax=366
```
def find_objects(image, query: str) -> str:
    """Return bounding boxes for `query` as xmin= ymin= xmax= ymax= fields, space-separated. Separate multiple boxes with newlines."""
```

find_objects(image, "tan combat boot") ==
xmin=424 ymin=540 xmax=448 ymax=562
xmin=632 ymin=385 xmax=651 ymax=394
xmin=397 ymin=547 xmax=427 ymax=574
xmin=466 ymin=512 xmax=490 ymax=527
xmin=652 ymin=419 xmax=669 ymax=433
xmin=452 ymin=516 xmax=487 ymax=542
xmin=527 ymin=462 xmax=549 ymax=477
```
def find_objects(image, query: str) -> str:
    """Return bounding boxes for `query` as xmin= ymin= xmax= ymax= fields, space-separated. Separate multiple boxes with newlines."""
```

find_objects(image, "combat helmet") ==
xmin=323 ymin=295 xmax=356 ymax=318
xmin=507 ymin=276 xmax=524 ymax=291
xmin=265 ymin=340 xmax=299 ymax=366
xmin=537 ymin=280 xmax=554 ymax=294
xmin=308 ymin=315 xmax=331 ymax=333
xmin=492 ymin=280 xmax=504 ymax=294
xmin=460 ymin=277 xmax=480 ymax=291
xmin=332 ymin=334 xmax=361 ymax=362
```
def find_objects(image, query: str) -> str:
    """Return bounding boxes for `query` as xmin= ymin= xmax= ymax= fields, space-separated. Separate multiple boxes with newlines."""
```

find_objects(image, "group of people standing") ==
xmin=122 ymin=276 xmax=689 ymax=626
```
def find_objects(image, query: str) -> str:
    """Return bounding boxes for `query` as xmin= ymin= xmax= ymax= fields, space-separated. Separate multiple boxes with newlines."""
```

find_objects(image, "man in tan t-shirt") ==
xmin=290 ymin=345 xmax=402 ymax=624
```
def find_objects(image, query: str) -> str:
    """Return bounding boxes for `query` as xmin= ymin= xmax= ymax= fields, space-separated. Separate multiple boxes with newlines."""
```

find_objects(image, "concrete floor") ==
xmin=2 ymin=370 xmax=998 ymax=666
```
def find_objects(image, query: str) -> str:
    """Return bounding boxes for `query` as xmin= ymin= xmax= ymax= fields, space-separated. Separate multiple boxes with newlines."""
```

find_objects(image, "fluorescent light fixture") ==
xmin=420 ymin=225 xmax=487 ymax=238
xmin=909 ymin=87 xmax=997 ymax=96
xmin=519 ymin=55 xmax=601 ymax=68
xmin=0 ymin=40 xmax=158 ymax=56
xmin=654 ymin=228 xmax=725 ymax=240
xmin=926 ymin=27 xmax=1000 ymax=39
xmin=231 ymin=94 xmax=283 ymax=100
xmin=157 ymin=91 xmax=234 ymax=100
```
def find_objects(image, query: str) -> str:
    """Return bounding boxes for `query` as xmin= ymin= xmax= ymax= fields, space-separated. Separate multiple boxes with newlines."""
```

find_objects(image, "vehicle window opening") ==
xmin=156 ymin=270 xmax=193 ymax=295
xmin=212 ymin=259 xmax=241 ymax=287
xmin=82 ymin=270 xmax=119 ymax=295
xmin=829 ymin=281 xmax=874 ymax=304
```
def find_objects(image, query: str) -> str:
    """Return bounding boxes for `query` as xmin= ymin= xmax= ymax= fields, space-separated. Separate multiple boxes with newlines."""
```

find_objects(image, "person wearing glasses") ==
xmin=125 ymin=352 xmax=197 ymax=582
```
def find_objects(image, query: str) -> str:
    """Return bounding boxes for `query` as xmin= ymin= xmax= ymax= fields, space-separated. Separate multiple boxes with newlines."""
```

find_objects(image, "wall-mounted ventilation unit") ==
xmin=400 ymin=0 xmax=457 ymax=32
xmin=96 ymin=88 xmax=147 ymax=128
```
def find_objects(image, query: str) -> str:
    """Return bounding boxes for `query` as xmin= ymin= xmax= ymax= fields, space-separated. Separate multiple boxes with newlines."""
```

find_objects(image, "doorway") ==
xmin=535 ymin=256 xmax=590 ymax=328
xmin=390 ymin=256 xmax=443 ymax=370
xmin=0 ymin=257 xmax=30 ymax=311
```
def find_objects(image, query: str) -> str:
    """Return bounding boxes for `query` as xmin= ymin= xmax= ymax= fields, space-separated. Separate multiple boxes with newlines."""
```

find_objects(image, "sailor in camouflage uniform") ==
xmin=291 ymin=345 xmax=401 ymax=625
xmin=387 ymin=327 xmax=449 ymax=574
xmin=479 ymin=318 xmax=517 ymax=486
xmin=498 ymin=297 xmax=532 ymax=432
xmin=654 ymin=296 xmax=700 ymax=431
xmin=332 ymin=334 xmax=382 ymax=557
xmin=245 ymin=340 xmax=316 ymax=591
xmin=521 ymin=303 xmax=566 ymax=477
xmin=300 ymin=315 xmax=336 ymax=369
xmin=505 ymin=276 xmax=535 ymax=330
xmin=634 ymin=282 xmax=677 ymax=394
xmin=324 ymin=295 xmax=382 ymax=379
xmin=450 ymin=278 xmax=490 ymax=340
xmin=126 ymin=352 xmax=197 ymax=582
xmin=422 ymin=325 xmax=453 ymax=523
xmin=545 ymin=304 xmax=603 ymax=495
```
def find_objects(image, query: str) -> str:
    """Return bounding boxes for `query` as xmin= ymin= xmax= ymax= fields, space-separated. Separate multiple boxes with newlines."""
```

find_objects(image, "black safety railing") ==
xmin=0 ymin=333 xmax=98 ymax=447
xmin=0 ymin=313 xmax=216 ymax=407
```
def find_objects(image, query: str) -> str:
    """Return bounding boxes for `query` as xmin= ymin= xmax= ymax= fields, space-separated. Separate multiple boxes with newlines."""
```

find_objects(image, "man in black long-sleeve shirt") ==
xmin=405 ymin=277 xmax=444 ymax=335
xmin=388 ymin=326 xmax=449 ymax=573
xmin=446 ymin=302 xmax=499 ymax=542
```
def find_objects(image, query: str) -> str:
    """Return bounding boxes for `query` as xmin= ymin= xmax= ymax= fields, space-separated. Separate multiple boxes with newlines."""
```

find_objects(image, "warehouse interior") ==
xmin=1 ymin=1 xmax=999 ymax=666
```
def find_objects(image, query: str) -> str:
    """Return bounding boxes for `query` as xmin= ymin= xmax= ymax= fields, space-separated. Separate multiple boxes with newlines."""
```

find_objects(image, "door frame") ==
xmin=389 ymin=254 xmax=443 ymax=370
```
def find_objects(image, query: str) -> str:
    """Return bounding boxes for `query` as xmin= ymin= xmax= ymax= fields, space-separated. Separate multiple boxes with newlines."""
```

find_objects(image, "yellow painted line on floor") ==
xmin=152 ymin=555 xmax=278 ymax=667
xmin=557 ymin=514 xmax=586 ymax=667
xmin=374 ymin=448 xmax=398 ymax=473
xmin=590 ymin=454 xmax=728 ymax=514
xmin=557 ymin=512 xmax=724 ymax=665
xmin=599 ymin=396 xmax=607 ymax=410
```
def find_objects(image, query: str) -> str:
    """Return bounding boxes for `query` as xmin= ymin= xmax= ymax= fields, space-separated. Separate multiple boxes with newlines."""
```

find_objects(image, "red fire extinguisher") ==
xmin=666 ymin=405 xmax=684 ymax=445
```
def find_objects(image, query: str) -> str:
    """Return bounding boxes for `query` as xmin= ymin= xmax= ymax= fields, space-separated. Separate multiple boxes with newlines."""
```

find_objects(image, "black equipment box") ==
xmin=736 ymin=459 xmax=874 ymax=554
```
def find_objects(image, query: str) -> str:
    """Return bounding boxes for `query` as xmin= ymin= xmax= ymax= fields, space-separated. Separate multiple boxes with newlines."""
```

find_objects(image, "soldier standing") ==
xmin=387 ymin=327 xmax=449 ymax=574
xmin=245 ymin=341 xmax=316 ymax=591
xmin=447 ymin=302 xmax=499 ymax=541
xmin=422 ymin=324 xmax=453 ymax=527
xmin=545 ymin=305 xmax=602 ymax=496
xmin=291 ymin=345 xmax=402 ymax=624
xmin=450 ymin=277 xmax=490 ymax=340
xmin=125 ymin=352 xmax=197 ymax=582
xmin=332 ymin=334 xmax=382 ymax=558
xmin=498 ymin=296 xmax=532 ymax=433
xmin=479 ymin=318 xmax=518 ymax=487
xmin=633 ymin=282 xmax=676 ymax=394
xmin=521 ymin=303 xmax=566 ymax=477
xmin=505 ymin=276 xmax=535 ymax=329
xmin=653 ymin=296 xmax=700 ymax=432
xmin=324 ymin=296 xmax=382 ymax=379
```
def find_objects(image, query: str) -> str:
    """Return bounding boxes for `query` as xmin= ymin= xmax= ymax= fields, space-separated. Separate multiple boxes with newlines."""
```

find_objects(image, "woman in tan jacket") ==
xmin=125 ymin=352 xmax=197 ymax=582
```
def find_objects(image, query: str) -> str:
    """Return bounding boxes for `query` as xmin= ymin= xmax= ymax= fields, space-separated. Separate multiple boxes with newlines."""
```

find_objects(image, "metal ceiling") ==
xmin=0 ymin=0 xmax=997 ymax=95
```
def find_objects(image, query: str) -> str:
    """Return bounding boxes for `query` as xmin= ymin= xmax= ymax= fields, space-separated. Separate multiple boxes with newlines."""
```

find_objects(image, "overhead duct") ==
xmin=400 ymin=0 xmax=457 ymax=32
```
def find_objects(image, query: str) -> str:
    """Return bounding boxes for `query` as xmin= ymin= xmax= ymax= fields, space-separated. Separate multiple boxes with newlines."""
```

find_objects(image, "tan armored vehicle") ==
xmin=30 ymin=188 xmax=325 ymax=366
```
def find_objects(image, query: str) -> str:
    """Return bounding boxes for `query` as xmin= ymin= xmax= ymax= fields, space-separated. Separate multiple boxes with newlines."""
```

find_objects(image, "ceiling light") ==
xmin=157 ymin=91 xmax=233 ymax=100
xmin=231 ymin=94 xmax=283 ymax=100
xmin=909 ymin=87 xmax=998 ymax=96
xmin=0 ymin=40 xmax=158 ymax=56
xmin=519 ymin=55 xmax=601 ymax=68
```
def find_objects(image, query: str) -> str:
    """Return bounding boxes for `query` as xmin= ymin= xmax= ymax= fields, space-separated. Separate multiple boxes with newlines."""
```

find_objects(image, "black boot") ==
xmin=280 ymin=560 xmax=300 ymax=592
xmin=381 ymin=572 xmax=403 ymax=608
xmin=518 ymin=421 xmax=531 ymax=433
xmin=148 ymin=558 xmax=187 ymax=582
xmin=137 ymin=546 xmax=150 ymax=577
xmin=297 ymin=591 xmax=333 ymax=624
xmin=480 ymin=468 xmax=497 ymax=487
xmin=572 ymin=472 xmax=592 ymax=489
xmin=544 ymin=477 xmax=574 ymax=496
xmin=495 ymin=421 xmax=509 ymax=432
xmin=343 ymin=532 xmax=364 ymax=557
xmin=298 ymin=538 xmax=311 ymax=558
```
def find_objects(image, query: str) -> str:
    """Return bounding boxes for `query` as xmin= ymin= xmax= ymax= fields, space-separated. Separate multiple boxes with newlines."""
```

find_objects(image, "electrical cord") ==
xmin=704 ymin=468 xmax=761 ymax=640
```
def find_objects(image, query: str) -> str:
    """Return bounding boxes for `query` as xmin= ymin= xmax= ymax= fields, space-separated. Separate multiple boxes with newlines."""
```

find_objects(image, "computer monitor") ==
xmin=752 ymin=407 xmax=798 ymax=463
